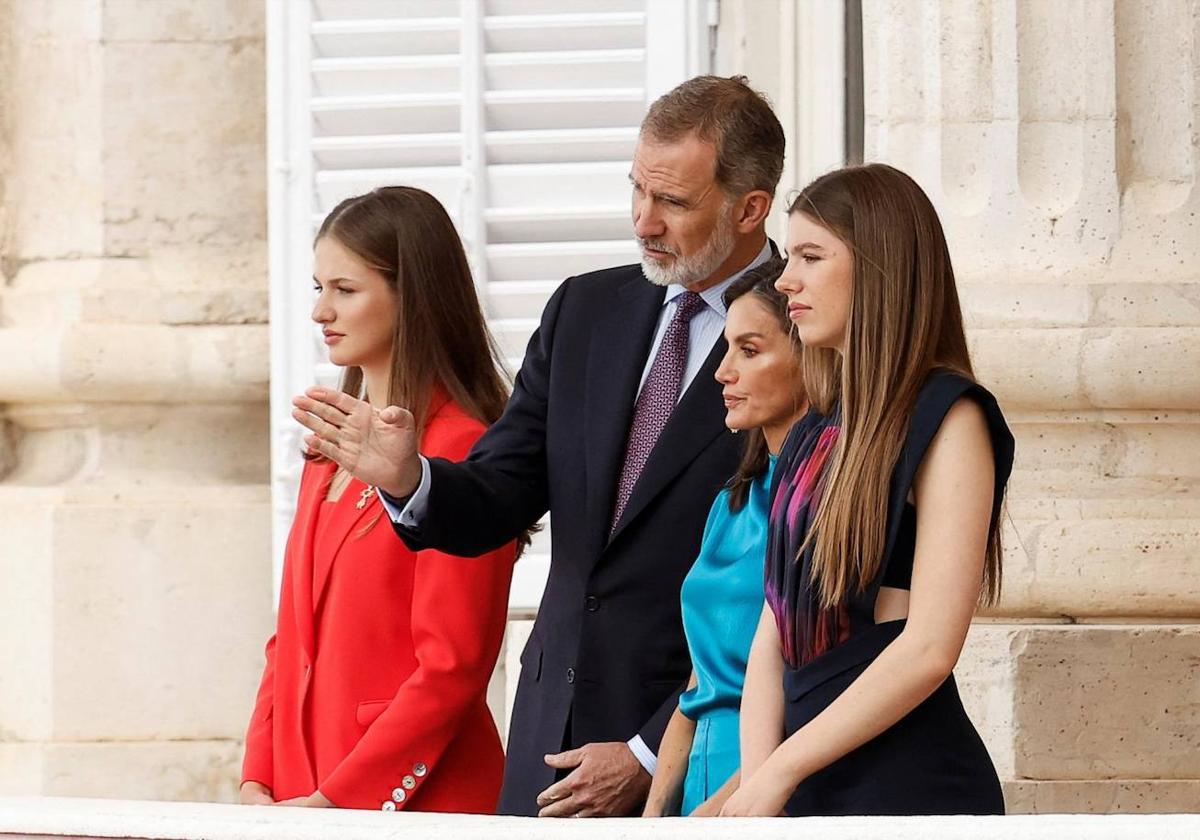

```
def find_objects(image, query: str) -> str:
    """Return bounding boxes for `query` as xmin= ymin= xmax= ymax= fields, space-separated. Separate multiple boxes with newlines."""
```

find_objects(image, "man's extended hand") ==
xmin=536 ymin=742 xmax=650 ymax=817
xmin=292 ymin=387 xmax=421 ymax=498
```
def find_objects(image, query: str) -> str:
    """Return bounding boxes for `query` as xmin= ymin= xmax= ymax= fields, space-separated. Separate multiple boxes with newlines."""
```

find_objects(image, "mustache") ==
xmin=636 ymin=237 xmax=680 ymax=256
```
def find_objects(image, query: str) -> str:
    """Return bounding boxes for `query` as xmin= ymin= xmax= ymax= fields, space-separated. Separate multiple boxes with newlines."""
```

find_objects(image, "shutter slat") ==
xmin=486 ymin=49 xmax=644 ymax=90
xmin=487 ymin=240 xmax=640 ymax=283
xmin=316 ymin=166 xmax=464 ymax=217
xmin=486 ymin=127 xmax=636 ymax=164
xmin=486 ymin=205 xmax=630 ymax=242
xmin=313 ymin=55 xmax=460 ymax=96
xmin=312 ymin=18 xmax=461 ymax=57
xmin=312 ymin=133 xmax=463 ymax=169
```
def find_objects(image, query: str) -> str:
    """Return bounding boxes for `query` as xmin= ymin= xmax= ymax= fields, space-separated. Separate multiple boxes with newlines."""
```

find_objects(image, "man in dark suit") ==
xmin=294 ymin=75 xmax=786 ymax=816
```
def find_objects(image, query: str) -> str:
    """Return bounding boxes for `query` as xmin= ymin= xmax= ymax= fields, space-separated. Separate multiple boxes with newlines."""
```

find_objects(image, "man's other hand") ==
xmin=536 ymin=741 xmax=650 ymax=817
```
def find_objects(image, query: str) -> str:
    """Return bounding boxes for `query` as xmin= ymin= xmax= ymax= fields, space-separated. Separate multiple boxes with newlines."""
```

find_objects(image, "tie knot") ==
xmin=671 ymin=290 xmax=706 ymax=324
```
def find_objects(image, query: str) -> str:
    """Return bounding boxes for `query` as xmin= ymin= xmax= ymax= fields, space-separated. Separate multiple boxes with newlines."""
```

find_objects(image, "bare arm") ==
xmin=738 ymin=601 xmax=785 ymax=780
xmin=642 ymin=671 xmax=698 ymax=817
xmin=722 ymin=397 xmax=996 ymax=816
xmin=688 ymin=770 xmax=740 ymax=817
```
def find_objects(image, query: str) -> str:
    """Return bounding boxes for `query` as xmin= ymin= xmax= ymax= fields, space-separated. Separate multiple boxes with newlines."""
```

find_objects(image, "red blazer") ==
xmin=242 ymin=396 xmax=515 ymax=812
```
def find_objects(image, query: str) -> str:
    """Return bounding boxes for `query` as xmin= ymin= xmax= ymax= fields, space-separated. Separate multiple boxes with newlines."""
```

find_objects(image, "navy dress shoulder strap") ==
xmin=860 ymin=369 xmax=1015 ymax=616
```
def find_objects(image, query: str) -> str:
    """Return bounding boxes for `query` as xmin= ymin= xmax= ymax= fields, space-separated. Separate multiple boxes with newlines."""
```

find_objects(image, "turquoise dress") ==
xmin=677 ymin=455 xmax=776 ymax=814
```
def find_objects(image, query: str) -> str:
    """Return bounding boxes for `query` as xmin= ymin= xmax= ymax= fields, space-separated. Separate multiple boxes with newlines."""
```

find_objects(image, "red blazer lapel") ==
xmin=290 ymin=460 xmax=333 ymax=664
xmin=312 ymin=478 xmax=381 ymax=615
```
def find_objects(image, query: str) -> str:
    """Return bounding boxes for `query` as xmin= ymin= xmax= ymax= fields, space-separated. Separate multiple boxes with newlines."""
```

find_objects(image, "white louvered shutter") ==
xmin=268 ymin=0 xmax=713 ymax=608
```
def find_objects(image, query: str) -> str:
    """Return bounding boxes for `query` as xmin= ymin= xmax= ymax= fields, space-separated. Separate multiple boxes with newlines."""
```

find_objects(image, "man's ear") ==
xmin=734 ymin=190 xmax=773 ymax=232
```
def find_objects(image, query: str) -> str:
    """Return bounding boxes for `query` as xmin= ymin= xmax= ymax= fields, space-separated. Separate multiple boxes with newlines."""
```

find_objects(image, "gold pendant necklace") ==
xmin=356 ymin=485 xmax=376 ymax=510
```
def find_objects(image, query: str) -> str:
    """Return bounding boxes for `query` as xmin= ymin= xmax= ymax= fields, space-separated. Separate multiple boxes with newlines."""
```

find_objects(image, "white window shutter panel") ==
xmin=269 ymin=0 xmax=711 ymax=609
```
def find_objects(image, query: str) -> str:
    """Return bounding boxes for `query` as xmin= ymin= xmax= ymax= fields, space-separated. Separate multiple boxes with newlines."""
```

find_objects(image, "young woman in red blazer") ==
xmin=240 ymin=187 xmax=518 ymax=813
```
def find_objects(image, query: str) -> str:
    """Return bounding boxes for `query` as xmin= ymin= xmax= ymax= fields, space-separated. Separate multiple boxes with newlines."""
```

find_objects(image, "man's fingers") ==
xmin=292 ymin=407 xmax=342 ymax=443
xmin=304 ymin=435 xmax=347 ymax=467
xmin=293 ymin=394 xmax=350 ymax=427
xmin=535 ymin=776 xmax=573 ymax=808
xmin=537 ymin=793 xmax=581 ymax=818
xmin=378 ymin=405 xmax=412 ymax=426
xmin=304 ymin=386 xmax=364 ymax=415
xmin=543 ymin=748 xmax=585 ymax=769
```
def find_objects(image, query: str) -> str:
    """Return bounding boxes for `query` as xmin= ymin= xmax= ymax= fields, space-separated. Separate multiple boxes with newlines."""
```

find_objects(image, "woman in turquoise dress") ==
xmin=642 ymin=257 xmax=808 ymax=817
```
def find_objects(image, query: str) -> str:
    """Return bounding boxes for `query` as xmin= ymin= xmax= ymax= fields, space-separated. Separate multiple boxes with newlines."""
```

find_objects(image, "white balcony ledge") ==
xmin=0 ymin=797 xmax=1197 ymax=840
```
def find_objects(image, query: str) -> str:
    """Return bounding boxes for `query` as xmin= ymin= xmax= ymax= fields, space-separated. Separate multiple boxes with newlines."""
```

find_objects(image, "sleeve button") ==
xmin=391 ymin=787 xmax=407 ymax=803
xmin=401 ymin=775 xmax=416 ymax=790
xmin=381 ymin=801 xmax=396 ymax=811
xmin=413 ymin=762 xmax=428 ymax=777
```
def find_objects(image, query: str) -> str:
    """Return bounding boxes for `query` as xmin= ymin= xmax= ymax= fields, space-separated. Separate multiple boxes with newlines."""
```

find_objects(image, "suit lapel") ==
xmin=583 ymin=275 xmax=665 ymax=554
xmin=608 ymin=333 xmax=732 ymax=544
xmin=290 ymin=461 xmax=333 ymax=663
xmin=312 ymin=478 xmax=380 ymax=615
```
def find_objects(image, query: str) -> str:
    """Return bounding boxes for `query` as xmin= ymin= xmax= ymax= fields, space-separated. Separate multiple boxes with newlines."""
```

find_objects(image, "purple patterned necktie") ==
xmin=611 ymin=290 xmax=707 ymax=530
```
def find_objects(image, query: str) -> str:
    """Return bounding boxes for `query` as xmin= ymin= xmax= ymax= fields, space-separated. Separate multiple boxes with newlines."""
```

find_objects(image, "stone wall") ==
xmin=0 ymin=1 xmax=271 ymax=802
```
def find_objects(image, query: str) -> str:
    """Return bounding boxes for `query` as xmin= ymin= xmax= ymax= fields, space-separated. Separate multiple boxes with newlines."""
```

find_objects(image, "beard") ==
xmin=638 ymin=206 xmax=737 ymax=288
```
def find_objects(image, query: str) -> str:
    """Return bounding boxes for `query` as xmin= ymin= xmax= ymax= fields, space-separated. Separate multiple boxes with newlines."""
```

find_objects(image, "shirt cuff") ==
xmin=379 ymin=455 xmax=431 ymax=527
xmin=627 ymin=735 xmax=657 ymax=776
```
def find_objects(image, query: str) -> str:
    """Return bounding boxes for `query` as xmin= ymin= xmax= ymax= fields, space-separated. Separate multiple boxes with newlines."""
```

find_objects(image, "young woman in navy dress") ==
xmin=721 ymin=164 xmax=1014 ymax=817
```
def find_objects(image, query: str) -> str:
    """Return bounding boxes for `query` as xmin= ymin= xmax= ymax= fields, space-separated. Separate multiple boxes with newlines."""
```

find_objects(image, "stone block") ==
xmin=1091 ymin=283 xmax=1200 ymax=328
xmin=997 ymin=518 xmax=1200 ymax=618
xmin=959 ymin=283 xmax=1092 ymax=329
xmin=2 ymin=255 xmax=268 ymax=327
xmin=970 ymin=327 xmax=1200 ymax=411
xmin=1011 ymin=625 xmax=1200 ymax=779
xmin=971 ymin=328 xmax=1085 ymax=410
xmin=0 ymin=324 xmax=268 ymax=404
xmin=1008 ymin=422 xmax=1200 ymax=486
xmin=0 ymin=740 xmax=243 ymax=802
xmin=101 ymin=40 xmax=266 ymax=255
xmin=8 ymin=28 xmax=104 ymax=259
xmin=958 ymin=625 xmax=1200 ymax=783
xmin=0 ymin=492 xmax=273 ymax=742
xmin=1003 ymin=779 xmax=1200 ymax=814
xmin=49 ymin=496 xmax=274 ymax=741
xmin=1081 ymin=328 xmax=1200 ymax=411
xmin=4 ymin=404 xmax=268 ymax=486
xmin=101 ymin=0 xmax=265 ymax=43
xmin=956 ymin=624 xmax=1019 ymax=778
xmin=0 ymin=502 xmax=55 ymax=741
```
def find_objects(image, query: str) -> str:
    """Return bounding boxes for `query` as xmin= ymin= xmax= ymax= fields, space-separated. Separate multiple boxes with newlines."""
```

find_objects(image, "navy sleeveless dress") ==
xmin=765 ymin=369 xmax=1014 ymax=816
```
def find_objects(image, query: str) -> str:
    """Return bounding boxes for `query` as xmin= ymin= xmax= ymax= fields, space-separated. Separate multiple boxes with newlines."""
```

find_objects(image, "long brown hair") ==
xmin=790 ymin=164 xmax=1003 ymax=607
xmin=314 ymin=186 xmax=510 ymax=435
xmin=721 ymin=257 xmax=805 ymax=511
xmin=312 ymin=187 xmax=534 ymax=551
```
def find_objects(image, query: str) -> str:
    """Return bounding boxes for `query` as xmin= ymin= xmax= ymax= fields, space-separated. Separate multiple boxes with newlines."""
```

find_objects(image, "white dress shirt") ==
xmin=382 ymin=241 xmax=773 ymax=774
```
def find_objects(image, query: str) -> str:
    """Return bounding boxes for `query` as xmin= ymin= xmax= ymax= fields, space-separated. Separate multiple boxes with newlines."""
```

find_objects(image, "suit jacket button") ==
xmin=566 ymin=667 xmax=576 ymax=684
xmin=381 ymin=801 xmax=396 ymax=811
xmin=391 ymin=787 xmax=406 ymax=803
xmin=401 ymin=775 xmax=416 ymax=790
xmin=584 ymin=596 xmax=600 ymax=612
xmin=413 ymin=762 xmax=428 ymax=777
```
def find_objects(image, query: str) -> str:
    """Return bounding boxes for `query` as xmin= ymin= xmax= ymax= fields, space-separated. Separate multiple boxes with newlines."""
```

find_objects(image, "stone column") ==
xmin=863 ymin=0 xmax=1200 ymax=813
xmin=0 ymin=1 xmax=271 ymax=801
